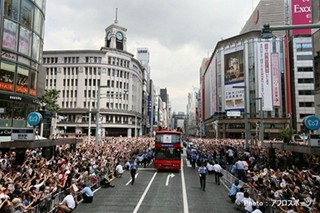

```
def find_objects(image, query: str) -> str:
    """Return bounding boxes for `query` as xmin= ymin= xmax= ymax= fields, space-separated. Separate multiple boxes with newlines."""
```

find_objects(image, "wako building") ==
xmin=43 ymin=21 xmax=144 ymax=137
xmin=0 ymin=0 xmax=46 ymax=131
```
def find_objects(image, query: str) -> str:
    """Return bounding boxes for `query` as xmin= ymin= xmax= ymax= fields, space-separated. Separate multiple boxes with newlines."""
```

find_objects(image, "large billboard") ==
xmin=224 ymin=49 xmax=244 ymax=111
xmin=291 ymin=0 xmax=311 ymax=36
xmin=257 ymin=42 xmax=273 ymax=111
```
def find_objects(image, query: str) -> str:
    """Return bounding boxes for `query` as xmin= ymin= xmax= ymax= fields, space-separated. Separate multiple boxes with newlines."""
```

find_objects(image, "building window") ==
xmin=297 ymin=67 xmax=313 ymax=72
xmin=297 ymin=55 xmax=313 ymax=60
xmin=299 ymin=102 xmax=314 ymax=107
xmin=298 ymin=78 xmax=314 ymax=83
xmin=299 ymin=113 xmax=313 ymax=119
xmin=295 ymin=43 xmax=312 ymax=52
xmin=298 ymin=90 xmax=313 ymax=95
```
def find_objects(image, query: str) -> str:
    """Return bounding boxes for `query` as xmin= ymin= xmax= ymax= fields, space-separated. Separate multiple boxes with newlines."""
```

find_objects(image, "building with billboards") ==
xmin=201 ymin=0 xmax=315 ymax=140
xmin=0 ymin=0 xmax=46 ymax=135
xmin=202 ymin=31 xmax=289 ymax=140
xmin=312 ymin=0 xmax=320 ymax=134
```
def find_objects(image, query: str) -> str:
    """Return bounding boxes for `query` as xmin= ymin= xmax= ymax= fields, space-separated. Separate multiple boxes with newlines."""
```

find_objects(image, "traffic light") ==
xmin=261 ymin=24 xmax=273 ymax=39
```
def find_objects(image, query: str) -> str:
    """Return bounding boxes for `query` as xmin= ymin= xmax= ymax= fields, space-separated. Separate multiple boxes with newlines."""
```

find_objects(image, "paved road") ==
xmin=74 ymin=154 xmax=238 ymax=213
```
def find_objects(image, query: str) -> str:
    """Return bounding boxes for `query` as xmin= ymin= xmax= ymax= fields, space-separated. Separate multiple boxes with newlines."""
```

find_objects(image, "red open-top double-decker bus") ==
xmin=153 ymin=129 xmax=182 ymax=171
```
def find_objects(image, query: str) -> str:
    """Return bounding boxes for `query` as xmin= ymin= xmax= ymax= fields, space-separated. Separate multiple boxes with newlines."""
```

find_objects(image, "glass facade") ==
xmin=0 ymin=0 xmax=46 ymax=128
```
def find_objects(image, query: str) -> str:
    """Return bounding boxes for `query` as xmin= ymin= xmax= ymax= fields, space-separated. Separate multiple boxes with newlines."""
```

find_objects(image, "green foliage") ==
xmin=41 ymin=89 xmax=60 ymax=115
xmin=280 ymin=127 xmax=295 ymax=143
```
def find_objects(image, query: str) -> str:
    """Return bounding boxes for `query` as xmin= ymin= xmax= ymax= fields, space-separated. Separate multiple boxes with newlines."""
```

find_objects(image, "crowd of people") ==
xmin=0 ymin=134 xmax=319 ymax=213
xmin=0 ymin=136 xmax=154 ymax=212
xmin=187 ymin=138 xmax=320 ymax=213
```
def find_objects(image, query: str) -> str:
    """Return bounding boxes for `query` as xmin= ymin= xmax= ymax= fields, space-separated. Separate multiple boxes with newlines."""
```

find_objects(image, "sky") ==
xmin=44 ymin=0 xmax=260 ymax=113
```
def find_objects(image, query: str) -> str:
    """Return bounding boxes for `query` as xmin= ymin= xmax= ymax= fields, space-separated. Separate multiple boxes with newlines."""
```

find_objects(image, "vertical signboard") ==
xmin=257 ymin=42 xmax=273 ymax=111
xmin=210 ymin=57 xmax=217 ymax=114
xmin=224 ymin=49 xmax=245 ymax=111
xmin=0 ymin=0 xmax=3 ymax=53
xmin=291 ymin=0 xmax=311 ymax=36
xmin=271 ymin=53 xmax=281 ymax=107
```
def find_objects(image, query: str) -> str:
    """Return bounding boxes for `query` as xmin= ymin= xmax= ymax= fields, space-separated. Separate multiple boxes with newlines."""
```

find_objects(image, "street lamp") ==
xmin=254 ymin=97 xmax=264 ymax=146
xmin=232 ymin=85 xmax=249 ymax=150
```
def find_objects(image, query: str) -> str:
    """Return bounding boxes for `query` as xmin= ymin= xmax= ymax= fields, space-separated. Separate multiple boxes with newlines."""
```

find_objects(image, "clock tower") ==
xmin=104 ymin=17 xmax=127 ymax=51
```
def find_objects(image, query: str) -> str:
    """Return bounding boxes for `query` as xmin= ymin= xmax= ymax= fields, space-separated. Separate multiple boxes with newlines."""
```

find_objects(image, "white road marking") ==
xmin=126 ymin=173 xmax=139 ymax=185
xmin=133 ymin=172 xmax=158 ymax=213
xmin=181 ymin=159 xmax=189 ymax=213
xmin=186 ymin=159 xmax=192 ymax=167
xmin=165 ymin=173 xmax=175 ymax=186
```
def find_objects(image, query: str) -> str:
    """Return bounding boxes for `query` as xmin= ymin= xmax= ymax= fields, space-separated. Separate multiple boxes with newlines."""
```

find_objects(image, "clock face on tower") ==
xmin=116 ymin=31 xmax=123 ymax=40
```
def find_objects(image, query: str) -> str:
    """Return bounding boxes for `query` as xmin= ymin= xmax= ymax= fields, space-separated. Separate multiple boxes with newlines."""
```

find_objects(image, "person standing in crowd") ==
xmin=213 ymin=161 xmax=223 ymax=185
xmin=240 ymin=191 xmax=255 ymax=213
xmin=80 ymin=184 xmax=93 ymax=203
xmin=115 ymin=162 xmax=124 ymax=178
xmin=191 ymin=150 xmax=197 ymax=168
xmin=56 ymin=189 xmax=76 ymax=213
xmin=235 ymin=158 xmax=245 ymax=181
xmin=226 ymin=147 xmax=234 ymax=165
xmin=228 ymin=180 xmax=242 ymax=203
xmin=206 ymin=161 xmax=214 ymax=175
xmin=198 ymin=162 xmax=208 ymax=191
xmin=235 ymin=187 xmax=245 ymax=209
xmin=130 ymin=159 xmax=137 ymax=185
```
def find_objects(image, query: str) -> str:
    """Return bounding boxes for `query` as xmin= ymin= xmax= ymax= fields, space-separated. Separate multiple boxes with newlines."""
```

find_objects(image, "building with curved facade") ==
xmin=0 ymin=0 xmax=46 ymax=133
xmin=43 ymin=22 xmax=144 ymax=137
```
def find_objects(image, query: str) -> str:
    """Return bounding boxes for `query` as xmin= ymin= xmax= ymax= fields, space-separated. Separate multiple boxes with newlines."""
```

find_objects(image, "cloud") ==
xmin=44 ymin=0 xmax=258 ymax=112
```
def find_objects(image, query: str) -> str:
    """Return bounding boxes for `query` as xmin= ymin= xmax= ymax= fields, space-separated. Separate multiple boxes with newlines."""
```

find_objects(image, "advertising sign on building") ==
xmin=224 ymin=49 xmax=245 ymax=111
xmin=291 ymin=0 xmax=311 ymax=36
xmin=11 ymin=128 xmax=35 ymax=141
xmin=257 ymin=42 xmax=273 ymax=111
xmin=271 ymin=53 xmax=281 ymax=107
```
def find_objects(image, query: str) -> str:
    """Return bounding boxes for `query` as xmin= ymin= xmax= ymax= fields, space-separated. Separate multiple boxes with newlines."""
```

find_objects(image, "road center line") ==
xmin=133 ymin=171 xmax=157 ymax=213
xmin=181 ymin=158 xmax=189 ymax=213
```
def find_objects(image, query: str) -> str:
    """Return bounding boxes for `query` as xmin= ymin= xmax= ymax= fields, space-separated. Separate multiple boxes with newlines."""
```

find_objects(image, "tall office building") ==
xmin=43 ymin=20 xmax=144 ymax=137
xmin=312 ymin=0 xmax=320 ymax=133
xmin=137 ymin=48 xmax=151 ymax=135
xmin=0 ymin=0 xmax=46 ymax=136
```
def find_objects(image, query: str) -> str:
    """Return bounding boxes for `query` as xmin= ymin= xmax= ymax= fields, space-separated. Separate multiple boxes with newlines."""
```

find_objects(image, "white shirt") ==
xmin=227 ymin=149 xmax=234 ymax=157
xmin=60 ymin=194 xmax=76 ymax=209
xmin=252 ymin=209 xmax=263 ymax=213
xmin=235 ymin=160 xmax=244 ymax=170
xmin=116 ymin=164 xmax=124 ymax=174
xmin=241 ymin=197 xmax=254 ymax=212
xmin=212 ymin=164 xmax=222 ymax=173
xmin=242 ymin=161 xmax=249 ymax=170
xmin=235 ymin=192 xmax=244 ymax=205
xmin=207 ymin=163 xmax=214 ymax=171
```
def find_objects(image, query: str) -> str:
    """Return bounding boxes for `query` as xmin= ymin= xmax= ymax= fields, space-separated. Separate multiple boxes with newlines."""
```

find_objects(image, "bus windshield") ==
xmin=154 ymin=147 xmax=181 ymax=160
xmin=155 ymin=133 xmax=181 ymax=143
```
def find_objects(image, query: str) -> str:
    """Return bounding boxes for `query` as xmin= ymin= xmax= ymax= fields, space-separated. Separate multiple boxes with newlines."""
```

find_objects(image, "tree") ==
xmin=41 ymin=89 xmax=61 ymax=116
xmin=280 ymin=127 xmax=295 ymax=143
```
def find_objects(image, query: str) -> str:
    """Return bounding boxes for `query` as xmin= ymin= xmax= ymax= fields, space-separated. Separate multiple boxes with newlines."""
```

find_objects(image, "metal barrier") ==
xmin=220 ymin=169 xmax=282 ymax=213
xmin=26 ymin=173 xmax=104 ymax=213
